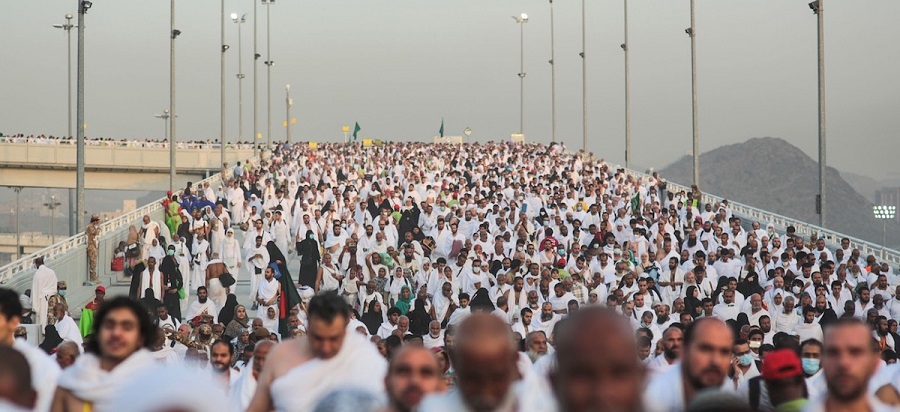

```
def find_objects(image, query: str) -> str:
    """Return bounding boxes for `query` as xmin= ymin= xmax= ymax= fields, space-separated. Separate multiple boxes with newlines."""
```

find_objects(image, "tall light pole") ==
xmin=220 ymin=0 xmax=228 ymax=167
xmin=810 ymin=0 xmax=826 ymax=228
xmin=75 ymin=0 xmax=91 ymax=231
xmin=548 ymin=1 xmax=556 ymax=143
xmin=232 ymin=13 xmax=246 ymax=144
xmin=13 ymin=188 xmax=21 ymax=260
xmin=52 ymin=15 xmax=75 ymax=140
xmin=285 ymin=84 xmax=292 ymax=142
xmin=44 ymin=195 xmax=61 ymax=244
xmin=686 ymin=0 xmax=700 ymax=188
xmin=512 ymin=13 xmax=528 ymax=136
xmin=263 ymin=0 xmax=274 ymax=147
xmin=169 ymin=0 xmax=179 ymax=193
xmin=622 ymin=0 xmax=631 ymax=168
xmin=874 ymin=205 xmax=896 ymax=256
xmin=581 ymin=0 xmax=587 ymax=151
xmin=155 ymin=109 xmax=171 ymax=146
xmin=253 ymin=0 xmax=260 ymax=150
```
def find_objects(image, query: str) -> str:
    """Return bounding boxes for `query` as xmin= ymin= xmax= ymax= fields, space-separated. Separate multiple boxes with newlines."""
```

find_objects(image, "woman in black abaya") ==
xmin=296 ymin=230 xmax=320 ymax=288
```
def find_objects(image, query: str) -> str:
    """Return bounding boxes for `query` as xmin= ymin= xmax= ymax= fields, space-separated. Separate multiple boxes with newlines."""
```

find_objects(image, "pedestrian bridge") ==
xmin=0 ymin=138 xmax=255 ymax=190
xmin=1 ymin=149 xmax=898 ymax=321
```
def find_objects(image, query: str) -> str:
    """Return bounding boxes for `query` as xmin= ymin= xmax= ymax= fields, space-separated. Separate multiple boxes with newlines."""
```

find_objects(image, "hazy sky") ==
xmin=2 ymin=1 xmax=899 ymax=180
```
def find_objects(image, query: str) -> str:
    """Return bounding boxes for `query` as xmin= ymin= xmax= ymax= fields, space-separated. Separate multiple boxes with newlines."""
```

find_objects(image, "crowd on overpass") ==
xmin=2 ymin=141 xmax=900 ymax=411
xmin=0 ymin=133 xmax=257 ymax=149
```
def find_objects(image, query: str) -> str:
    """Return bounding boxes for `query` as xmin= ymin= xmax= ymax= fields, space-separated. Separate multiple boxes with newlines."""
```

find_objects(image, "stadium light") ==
xmin=874 ymin=205 xmax=896 ymax=255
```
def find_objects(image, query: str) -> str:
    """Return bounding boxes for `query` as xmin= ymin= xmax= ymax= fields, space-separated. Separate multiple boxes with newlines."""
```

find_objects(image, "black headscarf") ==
xmin=684 ymin=286 xmax=702 ymax=317
xmin=298 ymin=230 xmax=320 ymax=265
xmin=469 ymin=288 xmax=495 ymax=312
xmin=407 ymin=298 xmax=432 ymax=336
xmin=361 ymin=300 xmax=383 ymax=336
xmin=218 ymin=294 xmax=239 ymax=326
xmin=738 ymin=272 xmax=765 ymax=298
xmin=39 ymin=325 xmax=63 ymax=354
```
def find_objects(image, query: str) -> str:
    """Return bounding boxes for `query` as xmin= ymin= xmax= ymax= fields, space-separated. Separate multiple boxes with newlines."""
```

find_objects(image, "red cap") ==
xmin=761 ymin=349 xmax=803 ymax=380
xmin=557 ymin=258 xmax=567 ymax=267
xmin=95 ymin=285 xmax=106 ymax=293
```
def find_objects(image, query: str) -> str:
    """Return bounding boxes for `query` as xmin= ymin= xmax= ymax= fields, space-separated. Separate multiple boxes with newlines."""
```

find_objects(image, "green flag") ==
xmin=439 ymin=118 xmax=444 ymax=138
xmin=353 ymin=122 xmax=361 ymax=141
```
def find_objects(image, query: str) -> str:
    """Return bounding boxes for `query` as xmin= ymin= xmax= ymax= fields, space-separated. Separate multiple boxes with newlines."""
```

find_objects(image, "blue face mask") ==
xmin=557 ymin=250 xmax=565 ymax=256
xmin=802 ymin=358 xmax=820 ymax=375
xmin=58 ymin=290 xmax=67 ymax=297
xmin=167 ymin=249 xmax=175 ymax=256
xmin=738 ymin=354 xmax=753 ymax=366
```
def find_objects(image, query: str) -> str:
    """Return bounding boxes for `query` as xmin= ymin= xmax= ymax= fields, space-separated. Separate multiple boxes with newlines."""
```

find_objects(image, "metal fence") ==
xmin=625 ymin=170 xmax=900 ymax=268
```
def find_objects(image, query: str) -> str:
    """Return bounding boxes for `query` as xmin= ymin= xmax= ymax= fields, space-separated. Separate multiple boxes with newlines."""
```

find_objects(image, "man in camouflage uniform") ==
xmin=46 ymin=281 xmax=69 ymax=326
xmin=86 ymin=214 xmax=102 ymax=285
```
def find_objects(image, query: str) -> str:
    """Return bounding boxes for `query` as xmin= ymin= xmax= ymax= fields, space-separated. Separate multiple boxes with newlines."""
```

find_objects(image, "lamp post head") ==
xmin=164 ymin=109 xmax=169 ymax=114
xmin=874 ymin=205 xmax=897 ymax=220
xmin=65 ymin=14 xmax=73 ymax=20
xmin=809 ymin=1 xmax=820 ymax=14
xmin=521 ymin=13 xmax=528 ymax=21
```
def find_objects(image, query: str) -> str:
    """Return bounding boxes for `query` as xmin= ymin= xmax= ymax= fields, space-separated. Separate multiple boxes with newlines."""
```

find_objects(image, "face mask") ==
xmin=558 ymin=250 xmax=566 ymax=256
xmin=748 ymin=341 xmax=762 ymax=349
xmin=58 ymin=290 xmax=67 ymax=297
xmin=738 ymin=354 xmax=753 ymax=366
xmin=167 ymin=249 xmax=175 ymax=256
xmin=802 ymin=358 xmax=820 ymax=375
xmin=473 ymin=267 xmax=480 ymax=274
xmin=792 ymin=286 xmax=802 ymax=294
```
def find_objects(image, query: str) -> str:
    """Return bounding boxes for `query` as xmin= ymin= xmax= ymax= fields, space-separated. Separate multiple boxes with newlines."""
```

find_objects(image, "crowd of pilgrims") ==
xmin=8 ymin=140 xmax=900 ymax=412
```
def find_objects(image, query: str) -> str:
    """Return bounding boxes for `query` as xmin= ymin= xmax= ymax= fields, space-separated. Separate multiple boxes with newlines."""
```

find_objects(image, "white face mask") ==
xmin=473 ymin=267 xmax=481 ymax=274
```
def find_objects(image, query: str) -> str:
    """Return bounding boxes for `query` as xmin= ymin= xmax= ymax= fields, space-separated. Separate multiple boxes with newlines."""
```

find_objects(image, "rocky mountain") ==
xmin=661 ymin=137 xmax=900 ymax=249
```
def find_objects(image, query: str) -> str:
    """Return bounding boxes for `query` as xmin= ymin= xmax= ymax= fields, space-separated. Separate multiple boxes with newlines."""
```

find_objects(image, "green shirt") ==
xmin=775 ymin=398 xmax=808 ymax=412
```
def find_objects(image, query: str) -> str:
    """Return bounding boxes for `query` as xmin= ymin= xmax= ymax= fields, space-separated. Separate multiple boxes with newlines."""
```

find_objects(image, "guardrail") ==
xmin=625 ymin=170 xmax=900 ymax=268
xmin=0 ymin=137 xmax=257 ymax=150
xmin=0 ymin=173 xmax=223 ymax=289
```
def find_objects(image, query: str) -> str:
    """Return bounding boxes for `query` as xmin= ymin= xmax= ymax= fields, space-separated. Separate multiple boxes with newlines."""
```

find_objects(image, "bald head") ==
xmin=451 ymin=314 xmax=518 ymax=412
xmin=252 ymin=339 xmax=275 ymax=377
xmin=56 ymin=341 xmax=81 ymax=369
xmin=0 ymin=346 xmax=36 ymax=409
xmin=552 ymin=307 xmax=645 ymax=412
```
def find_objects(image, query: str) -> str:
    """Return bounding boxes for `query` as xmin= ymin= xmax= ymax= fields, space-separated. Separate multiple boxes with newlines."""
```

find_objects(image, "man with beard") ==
xmin=531 ymin=302 xmax=561 ymax=335
xmin=551 ymin=307 xmax=645 ymax=412
xmin=423 ymin=320 xmax=445 ymax=349
xmin=807 ymin=319 xmax=891 ymax=410
xmin=247 ymin=294 xmax=387 ymax=411
xmin=647 ymin=326 xmax=683 ymax=377
xmin=186 ymin=286 xmax=218 ymax=324
xmin=644 ymin=318 xmax=733 ymax=411
xmin=52 ymin=297 xmax=156 ymax=411
xmin=525 ymin=331 xmax=549 ymax=364
xmin=210 ymin=339 xmax=240 ymax=389
xmin=385 ymin=346 xmax=442 ymax=412
xmin=874 ymin=316 xmax=897 ymax=352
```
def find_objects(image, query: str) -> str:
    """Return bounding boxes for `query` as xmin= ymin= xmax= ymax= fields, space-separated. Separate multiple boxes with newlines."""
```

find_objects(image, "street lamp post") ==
xmin=622 ymin=0 xmax=631 ymax=168
xmin=549 ymin=1 xmax=556 ymax=143
xmin=13 ymin=187 xmax=21 ymax=260
xmin=43 ymin=195 xmax=61 ymax=244
xmin=220 ymin=0 xmax=228 ymax=167
xmin=873 ymin=205 xmax=896 ymax=257
xmin=512 ymin=13 xmax=528 ymax=136
xmin=233 ymin=13 xmax=246 ymax=144
xmin=52 ymin=15 xmax=75 ymax=140
xmin=169 ymin=0 xmax=179 ymax=193
xmin=75 ymin=0 xmax=91 ymax=231
xmin=581 ymin=0 xmax=587 ymax=151
xmin=262 ymin=0 xmax=274 ymax=147
xmin=155 ymin=110 xmax=171 ymax=145
xmin=810 ymin=0 xmax=826 ymax=228
xmin=686 ymin=0 xmax=699 ymax=188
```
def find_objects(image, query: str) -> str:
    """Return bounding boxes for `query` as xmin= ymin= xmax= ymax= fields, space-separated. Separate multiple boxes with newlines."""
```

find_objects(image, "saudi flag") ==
xmin=353 ymin=122 xmax=361 ymax=141
xmin=439 ymin=118 xmax=444 ymax=138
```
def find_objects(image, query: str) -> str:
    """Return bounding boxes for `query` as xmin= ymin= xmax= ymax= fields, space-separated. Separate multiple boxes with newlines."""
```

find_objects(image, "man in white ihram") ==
xmin=247 ymin=294 xmax=387 ymax=411
xmin=31 ymin=256 xmax=58 ymax=329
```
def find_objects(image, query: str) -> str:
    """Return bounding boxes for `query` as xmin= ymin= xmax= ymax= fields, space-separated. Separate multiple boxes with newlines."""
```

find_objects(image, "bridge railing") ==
xmin=624 ymin=170 xmax=900 ymax=268
xmin=0 ymin=136 xmax=257 ymax=150
xmin=0 ymin=174 xmax=223 ymax=294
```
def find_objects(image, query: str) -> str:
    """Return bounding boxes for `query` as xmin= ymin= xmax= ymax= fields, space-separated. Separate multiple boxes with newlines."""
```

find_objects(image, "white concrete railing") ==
xmin=625 ymin=170 xmax=900 ymax=268
xmin=0 ymin=174 xmax=223 ymax=290
xmin=0 ymin=136 xmax=258 ymax=150
xmin=0 ymin=141 xmax=255 ymax=172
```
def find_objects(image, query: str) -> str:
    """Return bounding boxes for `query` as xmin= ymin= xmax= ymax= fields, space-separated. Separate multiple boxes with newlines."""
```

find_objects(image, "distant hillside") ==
xmin=661 ymin=137 xmax=900 ymax=249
